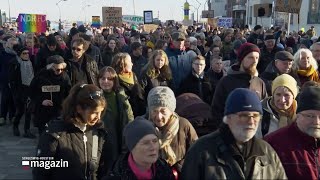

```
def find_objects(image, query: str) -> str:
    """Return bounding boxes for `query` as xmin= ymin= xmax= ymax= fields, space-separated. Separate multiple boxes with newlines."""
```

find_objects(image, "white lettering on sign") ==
xmin=41 ymin=85 xmax=60 ymax=93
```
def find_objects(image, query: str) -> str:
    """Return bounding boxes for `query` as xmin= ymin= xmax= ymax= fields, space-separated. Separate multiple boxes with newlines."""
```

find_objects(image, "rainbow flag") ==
xmin=91 ymin=16 xmax=101 ymax=28
xmin=18 ymin=14 xmax=47 ymax=33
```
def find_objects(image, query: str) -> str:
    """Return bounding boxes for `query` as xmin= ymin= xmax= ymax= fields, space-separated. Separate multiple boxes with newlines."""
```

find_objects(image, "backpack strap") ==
xmin=261 ymin=109 xmax=271 ymax=137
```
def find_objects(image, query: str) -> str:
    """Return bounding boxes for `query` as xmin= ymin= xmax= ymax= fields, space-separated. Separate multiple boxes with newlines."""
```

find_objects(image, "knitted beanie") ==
xmin=297 ymin=87 xmax=320 ymax=113
xmin=237 ymin=43 xmax=260 ymax=63
xmin=123 ymin=117 xmax=157 ymax=151
xmin=147 ymin=86 xmax=176 ymax=112
xmin=272 ymin=74 xmax=298 ymax=98
xmin=225 ymin=88 xmax=263 ymax=115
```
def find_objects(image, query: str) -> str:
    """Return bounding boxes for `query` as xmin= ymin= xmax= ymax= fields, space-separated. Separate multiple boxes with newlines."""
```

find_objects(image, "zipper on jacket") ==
xmin=83 ymin=132 xmax=88 ymax=180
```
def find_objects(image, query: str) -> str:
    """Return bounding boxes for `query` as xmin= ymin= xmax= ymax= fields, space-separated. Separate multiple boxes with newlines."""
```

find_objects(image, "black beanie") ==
xmin=47 ymin=34 xmax=57 ymax=46
xmin=123 ymin=117 xmax=157 ymax=151
xmin=237 ymin=42 xmax=260 ymax=63
xmin=297 ymin=87 xmax=320 ymax=113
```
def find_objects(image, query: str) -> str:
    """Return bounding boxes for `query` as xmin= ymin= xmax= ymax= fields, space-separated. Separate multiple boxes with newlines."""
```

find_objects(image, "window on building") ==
xmin=308 ymin=0 xmax=320 ymax=24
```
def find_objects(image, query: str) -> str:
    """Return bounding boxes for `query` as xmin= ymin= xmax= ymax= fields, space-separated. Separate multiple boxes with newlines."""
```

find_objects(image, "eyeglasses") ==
xmin=235 ymin=113 xmax=261 ymax=120
xmin=300 ymin=113 xmax=320 ymax=120
xmin=72 ymin=47 xmax=83 ymax=51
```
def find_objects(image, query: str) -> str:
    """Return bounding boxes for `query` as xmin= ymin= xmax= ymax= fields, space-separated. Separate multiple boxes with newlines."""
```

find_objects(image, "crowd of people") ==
xmin=0 ymin=21 xmax=320 ymax=179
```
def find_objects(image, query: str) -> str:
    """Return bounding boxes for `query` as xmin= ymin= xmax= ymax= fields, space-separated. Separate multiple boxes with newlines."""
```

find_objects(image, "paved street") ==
xmin=0 ymin=118 xmax=37 ymax=180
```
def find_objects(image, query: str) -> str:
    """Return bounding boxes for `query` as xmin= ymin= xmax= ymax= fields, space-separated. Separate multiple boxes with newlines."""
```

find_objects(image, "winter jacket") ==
xmin=0 ymin=48 xmax=16 ymax=86
xmin=130 ymin=54 xmax=148 ymax=81
xmin=264 ymin=123 xmax=320 ymax=180
xmin=140 ymin=67 xmax=173 ymax=99
xmin=206 ymin=68 xmax=227 ymax=95
xmin=165 ymin=45 xmax=192 ymax=93
xmin=247 ymin=33 xmax=259 ymax=45
xmin=29 ymin=69 xmax=71 ymax=127
xmin=257 ymin=46 xmax=282 ymax=74
xmin=101 ymin=88 xmax=134 ymax=169
xmin=176 ymin=93 xmax=214 ymax=137
xmin=211 ymin=64 xmax=267 ymax=129
xmin=104 ymin=152 xmax=175 ymax=180
xmin=35 ymin=46 xmax=65 ymax=73
xmin=178 ymin=72 xmax=213 ymax=105
xmin=101 ymin=49 xmax=118 ymax=67
xmin=33 ymin=118 xmax=111 ymax=180
xmin=162 ymin=116 xmax=198 ymax=172
xmin=260 ymin=61 xmax=300 ymax=95
xmin=181 ymin=124 xmax=287 ymax=180
xmin=86 ymin=44 xmax=103 ymax=69
xmin=119 ymin=73 xmax=146 ymax=117
xmin=66 ymin=53 xmax=99 ymax=86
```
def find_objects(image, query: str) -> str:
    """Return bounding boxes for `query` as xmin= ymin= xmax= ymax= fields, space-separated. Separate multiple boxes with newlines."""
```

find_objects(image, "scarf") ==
xmin=17 ymin=57 xmax=34 ymax=86
xmin=128 ymin=153 xmax=154 ymax=179
xmin=297 ymin=66 xmax=320 ymax=82
xmin=119 ymin=72 xmax=134 ymax=85
xmin=269 ymin=98 xmax=297 ymax=128
xmin=156 ymin=113 xmax=179 ymax=166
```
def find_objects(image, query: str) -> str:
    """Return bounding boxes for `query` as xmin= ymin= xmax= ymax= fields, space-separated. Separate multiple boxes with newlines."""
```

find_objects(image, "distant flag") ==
xmin=17 ymin=14 xmax=47 ymax=33
xmin=91 ymin=16 xmax=101 ymax=28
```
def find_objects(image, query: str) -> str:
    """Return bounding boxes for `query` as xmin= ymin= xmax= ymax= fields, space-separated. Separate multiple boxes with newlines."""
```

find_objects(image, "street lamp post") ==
xmin=7 ymin=0 xmax=11 ymax=22
xmin=82 ymin=4 xmax=91 ymax=24
xmin=195 ymin=0 xmax=201 ymax=23
xmin=56 ymin=0 xmax=67 ymax=30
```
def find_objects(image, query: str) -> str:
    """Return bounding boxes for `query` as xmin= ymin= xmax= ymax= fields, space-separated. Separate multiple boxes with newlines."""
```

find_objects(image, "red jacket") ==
xmin=264 ymin=123 xmax=320 ymax=180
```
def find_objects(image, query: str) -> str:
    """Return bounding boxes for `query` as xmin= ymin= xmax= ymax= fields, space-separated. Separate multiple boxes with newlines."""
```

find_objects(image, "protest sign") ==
xmin=122 ymin=15 xmax=144 ymax=25
xmin=143 ymin=11 xmax=153 ymax=24
xmin=217 ymin=17 xmax=232 ymax=28
xmin=42 ymin=85 xmax=61 ymax=101
xmin=17 ymin=14 xmax=47 ymax=33
xmin=91 ymin=16 xmax=101 ymax=28
xmin=102 ymin=7 xmax=122 ymax=27
xmin=144 ymin=24 xmax=158 ymax=33
xmin=275 ymin=0 xmax=302 ymax=14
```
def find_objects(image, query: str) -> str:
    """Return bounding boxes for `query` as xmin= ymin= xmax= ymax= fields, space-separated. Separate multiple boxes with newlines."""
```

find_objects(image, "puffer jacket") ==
xmin=211 ymin=64 xmax=267 ymax=128
xmin=181 ymin=124 xmax=287 ymax=180
xmin=33 ymin=118 xmax=111 ymax=180
xmin=104 ymin=152 xmax=175 ymax=180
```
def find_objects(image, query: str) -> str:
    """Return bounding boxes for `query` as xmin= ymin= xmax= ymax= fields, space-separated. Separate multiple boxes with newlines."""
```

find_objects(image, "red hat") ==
xmin=237 ymin=43 xmax=260 ymax=63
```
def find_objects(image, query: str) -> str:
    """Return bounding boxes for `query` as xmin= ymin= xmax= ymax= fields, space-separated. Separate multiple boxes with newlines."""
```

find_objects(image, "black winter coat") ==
xmin=66 ymin=53 xmax=99 ymax=86
xmin=178 ymin=72 xmax=213 ymax=105
xmin=181 ymin=124 xmax=287 ymax=180
xmin=35 ymin=46 xmax=65 ymax=73
xmin=119 ymin=73 xmax=146 ymax=117
xmin=33 ymin=119 xmax=112 ymax=180
xmin=29 ymin=69 xmax=71 ymax=126
xmin=211 ymin=65 xmax=267 ymax=128
xmin=104 ymin=153 xmax=175 ymax=180
xmin=257 ymin=46 xmax=282 ymax=74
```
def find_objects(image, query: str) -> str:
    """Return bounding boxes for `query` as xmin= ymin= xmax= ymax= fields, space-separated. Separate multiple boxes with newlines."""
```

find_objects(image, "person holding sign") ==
xmin=29 ymin=55 xmax=71 ymax=135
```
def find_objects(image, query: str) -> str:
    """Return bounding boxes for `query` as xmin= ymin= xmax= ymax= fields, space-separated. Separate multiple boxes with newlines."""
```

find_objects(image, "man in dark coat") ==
xmin=35 ymin=34 xmax=65 ymax=73
xmin=265 ymin=87 xmax=320 ymax=180
xmin=65 ymin=38 xmax=99 ymax=86
xmin=247 ymin=25 xmax=262 ymax=45
xmin=257 ymin=35 xmax=282 ymax=74
xmin=130 ymin=42 xmax=147 ymax=81
xmin=211 ymin=43 xmax=267 ymax=129
xmin=260 ymin=51 xmax=298 ymax=95
xmin=181 ymin=88 xmax=287 ymax=180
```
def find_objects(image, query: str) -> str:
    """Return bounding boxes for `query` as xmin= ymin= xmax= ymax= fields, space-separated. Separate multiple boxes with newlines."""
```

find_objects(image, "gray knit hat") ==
xmin=123 ymin=117 xmax=157 ymax=151
xmin=147 ymin=86 xmax=176 ymax=112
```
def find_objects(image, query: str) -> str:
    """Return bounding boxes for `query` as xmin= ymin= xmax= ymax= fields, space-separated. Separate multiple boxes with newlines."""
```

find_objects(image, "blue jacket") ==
xmin=165 ymin=46 xmax=192 ymax=93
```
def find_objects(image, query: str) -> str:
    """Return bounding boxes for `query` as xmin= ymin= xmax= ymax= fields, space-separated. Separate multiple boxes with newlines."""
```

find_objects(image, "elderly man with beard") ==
xmin=181 ymin=88 xmax=286 ymax=180
xmin=265 ymin=87 xmax=320 ymax=180
xmin=211 ymin=43 xmax=267 ymax=129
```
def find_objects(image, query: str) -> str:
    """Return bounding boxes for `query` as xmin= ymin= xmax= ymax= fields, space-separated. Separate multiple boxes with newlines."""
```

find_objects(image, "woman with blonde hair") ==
xmin=292 ymin=48 xmax=320 ymax=86
xmin=140 ymin=50 xmax=173 ymax=97
xmin=111 ymin=53 xmax=146 ymax=117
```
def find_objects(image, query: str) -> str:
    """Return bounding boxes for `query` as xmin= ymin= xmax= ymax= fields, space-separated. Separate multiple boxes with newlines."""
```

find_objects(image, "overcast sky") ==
xmin=2 ymin=0 xmax=207 ymax=22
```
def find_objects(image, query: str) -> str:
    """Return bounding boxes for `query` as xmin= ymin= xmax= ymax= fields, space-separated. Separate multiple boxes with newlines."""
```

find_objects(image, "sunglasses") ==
xmin=72 ymin=47 xmax=83 ymax=51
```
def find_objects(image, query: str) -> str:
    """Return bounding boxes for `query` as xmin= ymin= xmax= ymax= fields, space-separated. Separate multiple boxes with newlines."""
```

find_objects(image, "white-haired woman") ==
xmin=29 ymin=55 xmax=71 ymax=134
xmin=292 ymin=48 xmax=320 ymax=86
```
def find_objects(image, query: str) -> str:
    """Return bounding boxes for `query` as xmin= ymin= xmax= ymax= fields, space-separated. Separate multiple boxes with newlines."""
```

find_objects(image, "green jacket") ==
xmin=101 ymin=88 xmax=134 ymax=171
